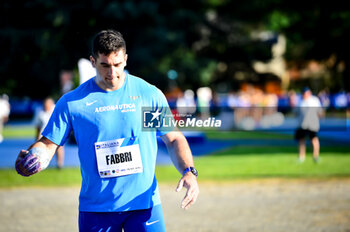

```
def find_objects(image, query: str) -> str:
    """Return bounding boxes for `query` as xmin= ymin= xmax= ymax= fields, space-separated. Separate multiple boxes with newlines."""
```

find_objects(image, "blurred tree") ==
xmin=193 ymin=0 xmax=350 ymax=92
xmin=262 ymin=0 xmax=350 ymax=92
xmin=0 ymin=0 xmax=349 ymax=100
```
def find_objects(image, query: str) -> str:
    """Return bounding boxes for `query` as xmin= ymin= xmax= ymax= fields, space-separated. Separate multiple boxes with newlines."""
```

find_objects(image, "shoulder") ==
xmin=128 ymin=74 xmax=155 ymax=89
xmin=311 ymin=96 xmax=321 ymax=105
xmin=128 ymin=74 xmax=164 ymax=96
xmin=61 ymin=78 xmax=95 ymax=102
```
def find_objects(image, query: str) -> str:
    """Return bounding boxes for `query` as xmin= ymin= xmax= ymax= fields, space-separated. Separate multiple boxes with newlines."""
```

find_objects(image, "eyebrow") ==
xmin=100 ymin=61 xmax=122 ymax=66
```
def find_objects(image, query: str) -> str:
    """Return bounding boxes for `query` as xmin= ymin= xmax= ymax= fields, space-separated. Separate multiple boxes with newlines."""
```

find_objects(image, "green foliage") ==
xmin=267 ymin=11 xmax=295 ymax=31
xmin=1 ymin=0 xmax=350 ymax=98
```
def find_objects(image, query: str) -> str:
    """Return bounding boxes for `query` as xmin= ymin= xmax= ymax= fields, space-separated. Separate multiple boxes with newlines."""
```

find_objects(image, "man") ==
xmin=0 ymin=94 xmax=10 ymax=143
xmin=33 ymin=97 xmax=65 ymax=168
xmin=295 ymin=87 xmax=324 ymax=163
xmin=15 ymin=30 xmax=199 ymax=232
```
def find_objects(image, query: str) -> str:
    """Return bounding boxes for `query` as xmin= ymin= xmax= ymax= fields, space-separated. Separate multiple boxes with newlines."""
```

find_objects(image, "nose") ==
xmin=108 ymin=66 xmax=117 ymax=76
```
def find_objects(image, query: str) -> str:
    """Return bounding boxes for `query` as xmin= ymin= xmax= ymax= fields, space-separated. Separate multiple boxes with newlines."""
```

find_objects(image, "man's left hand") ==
xmin=176 ymin=173 xmax=199 ymax=210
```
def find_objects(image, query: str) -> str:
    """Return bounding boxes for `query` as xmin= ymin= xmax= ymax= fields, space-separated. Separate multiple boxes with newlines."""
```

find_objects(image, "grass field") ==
xmin=204 ymin=130 xmax=293 ymax=140
xmin=2 ymin=124 xmax=36 ymax=138
xmin=157 ymin=145 xmax=350 ymax=181
xmin=1 ymin=142 xmax=350 ymax=188
xmin=2 ymin=126 xmax=293 ymax=139
xmin=1 ymin=126 xmax=349 ymax=188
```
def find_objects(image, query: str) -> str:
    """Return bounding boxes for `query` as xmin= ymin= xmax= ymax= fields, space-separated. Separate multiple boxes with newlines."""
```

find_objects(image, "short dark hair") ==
xmin=302 ymin=87 xmax=311 ymax=94
xmin=92 ymin=30 xmax=126 ymax=58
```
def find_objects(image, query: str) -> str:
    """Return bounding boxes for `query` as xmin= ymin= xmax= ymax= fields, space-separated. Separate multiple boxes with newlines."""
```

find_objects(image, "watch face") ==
xmin=191 ymin=167 xmax=198 ymax=177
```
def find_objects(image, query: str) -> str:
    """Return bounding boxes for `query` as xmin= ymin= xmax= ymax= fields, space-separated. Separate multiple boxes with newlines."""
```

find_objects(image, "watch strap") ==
xmin=183 ymin=167 xmax=198 ymax=177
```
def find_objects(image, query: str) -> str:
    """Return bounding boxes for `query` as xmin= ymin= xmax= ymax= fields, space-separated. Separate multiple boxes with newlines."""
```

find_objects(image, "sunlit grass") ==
xmin=1 ymin=145 xmax=349 ymax=188
xmin=205 ymin=130 xmax=293 ymax=140
xmin=3 ymin=125 xmax=36 ymax=138
xmin=156 ymin=145 xmax=350 ymax=182
xmin=1 ymin=125 xmax=349 ymax=188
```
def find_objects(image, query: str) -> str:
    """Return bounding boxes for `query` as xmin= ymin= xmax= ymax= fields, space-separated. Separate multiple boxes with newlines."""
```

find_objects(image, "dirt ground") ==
xmin=1 ymin=178 xmax=350 ymax=232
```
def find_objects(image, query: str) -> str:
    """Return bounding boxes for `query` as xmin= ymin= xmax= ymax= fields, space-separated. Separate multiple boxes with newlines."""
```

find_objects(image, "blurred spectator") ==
xmin=227 ymin=91 xmax=239 ymax=108
xmin=332 ymin=91 xmax=347 ymax=109
xmin=197 ymin=87 xmax=212 ymax=119
xmin=0 ymin=94 xmax=10 ymax=143
xmin=260 ymin=92 xmax=283 ymax=128
xmin=234 ymin=90 xmax=252 ymax=128
xmin=176 ymin=89 xmax=196 ymax=115
xmin=60 ymin=70 xmax=74 ymax=95
xmin=33 ymin=97 xmax=65 ymax=168
xmin=228 ymin=86 xmax=283 ymax=130
xmin=318 ymin=88 xmax=330 ymax=108
xmin=294 ymin=87 xmax=324 ymax=163
xmin=263 ymin=92 xmax=278 ymax=116
xmin=250 ymin=88 xmax=264 ymax=124
xmin=288 ymin=90 xmax=300 ymax=108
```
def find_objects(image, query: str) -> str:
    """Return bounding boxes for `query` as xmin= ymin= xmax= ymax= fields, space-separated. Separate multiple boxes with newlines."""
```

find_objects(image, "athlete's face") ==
xmin=90 ymin=50 xmax=128 ymax=91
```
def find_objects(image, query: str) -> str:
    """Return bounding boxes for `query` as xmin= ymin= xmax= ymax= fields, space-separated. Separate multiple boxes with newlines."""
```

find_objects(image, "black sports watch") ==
xmin=183 ymin=167 xmax=198 ymax=177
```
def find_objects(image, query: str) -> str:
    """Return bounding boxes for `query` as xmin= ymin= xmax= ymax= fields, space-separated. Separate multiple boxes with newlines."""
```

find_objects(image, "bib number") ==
xmin=94 ymin=138 xmax=143 ymax=178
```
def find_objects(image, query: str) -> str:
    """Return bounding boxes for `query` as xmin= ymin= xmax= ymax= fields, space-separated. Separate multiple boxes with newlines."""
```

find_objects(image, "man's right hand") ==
xmin=15 ymin=150 xmax=41 ymax=177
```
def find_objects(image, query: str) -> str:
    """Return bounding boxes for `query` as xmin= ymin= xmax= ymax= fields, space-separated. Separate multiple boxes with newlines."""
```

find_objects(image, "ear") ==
xmin=90 ymin=55 xmax=96 ymax=68
xmin=124 ymin=54 xmax=128 ymax=66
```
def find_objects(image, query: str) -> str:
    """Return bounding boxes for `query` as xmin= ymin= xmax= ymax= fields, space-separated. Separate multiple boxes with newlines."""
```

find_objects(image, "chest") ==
xmin=70 ymin=94 xmax=144 ymax=136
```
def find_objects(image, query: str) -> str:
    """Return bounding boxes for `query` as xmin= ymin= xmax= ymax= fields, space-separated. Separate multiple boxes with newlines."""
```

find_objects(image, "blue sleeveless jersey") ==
xmin=42 ymin=74 xmax=171 ymax=212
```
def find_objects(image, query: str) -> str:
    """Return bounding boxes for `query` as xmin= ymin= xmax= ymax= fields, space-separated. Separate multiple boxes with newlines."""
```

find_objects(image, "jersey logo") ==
xmin=146 ymin=220 xmax=160 ymax=226
xmin=129 ymin=96 xmax=140 ymax=100
xmin=86 ymin=100 xmax=98 ymax=106
xmin=95 ymin=103 xmax=136 ymax=113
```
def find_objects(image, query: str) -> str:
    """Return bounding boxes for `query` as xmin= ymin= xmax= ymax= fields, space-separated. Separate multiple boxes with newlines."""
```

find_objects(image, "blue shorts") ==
xmin=79 ymin=204 xmax=166 ymax=232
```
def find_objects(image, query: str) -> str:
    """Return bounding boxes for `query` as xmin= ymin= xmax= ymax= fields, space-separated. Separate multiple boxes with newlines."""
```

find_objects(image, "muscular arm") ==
xmin=160 ymin=131 xmax=194 ymax=173
xmin=160 ymin=131 xmax=199 ymax=209
xmin=15 ymin=137 xmax=59 ymax=176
